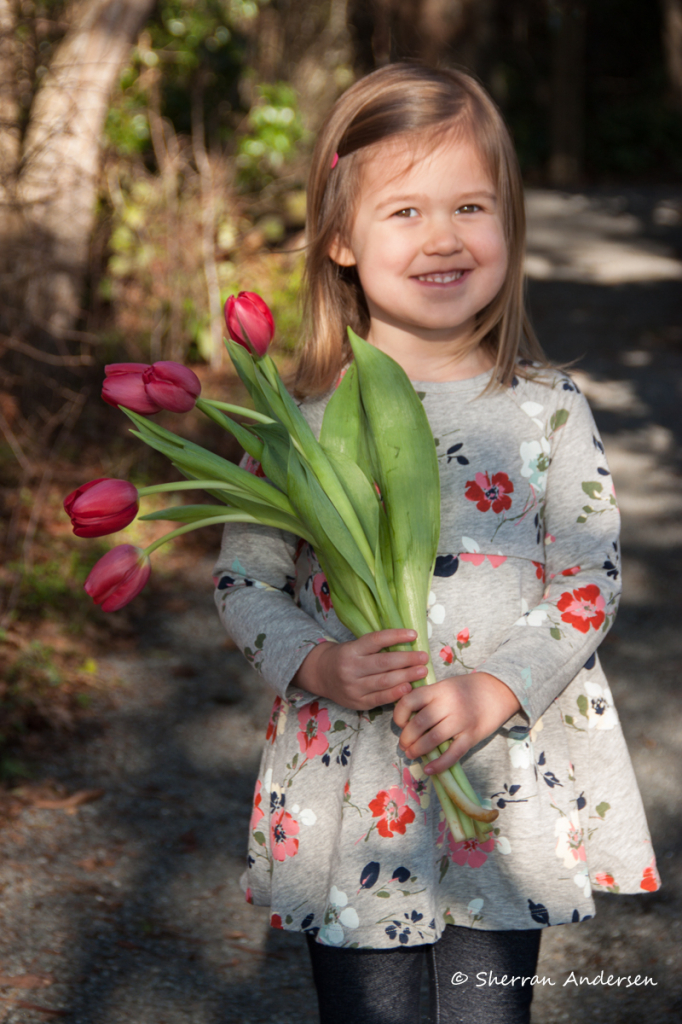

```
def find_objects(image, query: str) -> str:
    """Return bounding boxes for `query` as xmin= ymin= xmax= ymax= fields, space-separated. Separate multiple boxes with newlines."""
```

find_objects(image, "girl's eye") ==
xmin=456 ymin=204 xmax=482 ymax=214
xmin=393 ymin=207 xmax=418 ymax=218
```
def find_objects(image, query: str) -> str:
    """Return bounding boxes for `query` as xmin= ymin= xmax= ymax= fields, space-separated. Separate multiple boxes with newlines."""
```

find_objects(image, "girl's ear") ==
xmin=328 ymin=236 xmax=356 ymax=267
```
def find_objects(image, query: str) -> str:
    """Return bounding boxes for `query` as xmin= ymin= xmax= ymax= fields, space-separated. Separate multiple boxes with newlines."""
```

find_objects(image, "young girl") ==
xmin=213 ymin=64 xmax=660 ymax=1023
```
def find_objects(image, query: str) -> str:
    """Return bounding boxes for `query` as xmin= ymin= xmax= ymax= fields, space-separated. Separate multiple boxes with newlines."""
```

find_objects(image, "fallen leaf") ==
xmin=30 ymin=789 xmax=105 ymax=811
xmin=0 ymin=974 xmax=54 ymax=989
xmin=16 ymin=1002 xmax=66 ymax=1017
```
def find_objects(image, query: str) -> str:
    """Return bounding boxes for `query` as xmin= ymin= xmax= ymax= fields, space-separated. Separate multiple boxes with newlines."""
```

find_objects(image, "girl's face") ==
xmin=331 ymin=131 xmax=508 ymax=352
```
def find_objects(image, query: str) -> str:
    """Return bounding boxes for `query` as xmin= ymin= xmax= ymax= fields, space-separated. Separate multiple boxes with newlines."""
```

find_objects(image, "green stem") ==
xmin=138 ymin=480 xmax=238 ymax=497
xmin=143 ymin=513 xmax=259 ymax=557
xmin=199 ymin=398 xmax=275 ymax=424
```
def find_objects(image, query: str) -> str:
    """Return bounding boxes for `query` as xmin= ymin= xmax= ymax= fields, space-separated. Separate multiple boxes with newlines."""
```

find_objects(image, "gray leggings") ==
xmin=306 ymin=925 xmax=542 ymax=1024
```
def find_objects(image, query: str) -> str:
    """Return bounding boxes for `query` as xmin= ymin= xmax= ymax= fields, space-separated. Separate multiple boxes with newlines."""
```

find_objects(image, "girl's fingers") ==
xmin=356 ymin=628 xmax=419 ymax=653
xmin=423 ymin=734 xmax=470 ymax=774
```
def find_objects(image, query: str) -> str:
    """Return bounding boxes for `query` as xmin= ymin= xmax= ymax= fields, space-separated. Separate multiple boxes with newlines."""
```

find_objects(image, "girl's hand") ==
xmin=292 ymin=630 xmax=429 ymax=710
xmin=393 ymin=672 xmax=522 ymax=774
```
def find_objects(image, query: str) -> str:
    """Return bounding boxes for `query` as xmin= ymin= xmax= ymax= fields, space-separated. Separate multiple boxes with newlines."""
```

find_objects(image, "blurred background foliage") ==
xmin=0 ymin=0 xmax=681 ymax=773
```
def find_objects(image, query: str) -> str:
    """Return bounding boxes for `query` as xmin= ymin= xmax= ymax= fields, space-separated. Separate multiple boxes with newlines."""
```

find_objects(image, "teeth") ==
xmin=416 ymin=271 xmax=464 ymax=283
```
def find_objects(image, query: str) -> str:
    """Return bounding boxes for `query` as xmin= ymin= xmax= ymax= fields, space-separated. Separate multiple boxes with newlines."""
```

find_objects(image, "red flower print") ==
xmin=532 ymin=561 xmax=545 ymax=581
xmin=595 ymin=872 xmax=615 ymax=887
xmin=266 ymin=696 xmax=284 ymax=743
xmin=561 ymin=565 xmax=581 ymax=576
xmin=465 ymin=472 xmax=514 ymax=513
xmin=449 ymin=835 xmax=495 ymax=868
xmin=297 ymin=700 xmax=331 ymax=759
xmin=440 ymin=645 xmax=454 ymax=665
xmin=312 ymin=571 xmax=333 ymax=613
xmin=245 ymin=887 xmax=254 ymax=904
xmin=369 ymin=786 xmax=416 ymax=838
xmin=456 ymin=628 xmax=470 ymax=645
xmin=250 ymin=780 xmax=264 ymax=831
xmin=270 ymin=809 xmax=300 ymax=862
xmin=270 ymin=912 xmax=283 ymax=928
xmin=557 ymin=584 xmax=605 ymax=634
xmin=640 ymin=858 xmax=660 ymax=892
xmin=243 ymin=455 xmax=266 ymax=478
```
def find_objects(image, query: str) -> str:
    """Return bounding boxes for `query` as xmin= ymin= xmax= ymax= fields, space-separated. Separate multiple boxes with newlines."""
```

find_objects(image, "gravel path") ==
xmin=1 ymin=186 xmax=682 ymax=1023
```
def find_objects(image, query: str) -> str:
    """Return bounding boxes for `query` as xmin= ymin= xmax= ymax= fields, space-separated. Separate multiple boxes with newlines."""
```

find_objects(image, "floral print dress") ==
xmin=213 ymin=366 xmax=660 ymax=948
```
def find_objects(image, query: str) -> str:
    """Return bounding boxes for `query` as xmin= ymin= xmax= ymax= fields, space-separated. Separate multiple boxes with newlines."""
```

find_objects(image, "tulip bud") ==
xmin=225 ymin=292 xmax=275 ymax=357
xmin=84 ymin=544 xmax=151 ymax=612
xmin=142 ymin=361 xmax=201 ymax=414
xmin=64 ymin=478 xmax=139 ymax=538
xmin=102 ymin=364 xmax=162 ymax=415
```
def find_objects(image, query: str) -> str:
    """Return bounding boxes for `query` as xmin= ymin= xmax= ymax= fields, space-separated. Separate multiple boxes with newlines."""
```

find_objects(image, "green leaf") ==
xmin=439 ymin=856 xmax=449 ymax=883
xmin=255 ymin=633 xmax=266 ymax=650
xmin=595 ymin=801 xmax=610 ymax=818
xmin=577 ymin=694 xmax=589 ymax=718
xmin=333 ymin=720 xmax=347 ymax=732
xmin=253 ymin=832 xmax=266 ymax=846
xmin=582 ymin=481 xmax=604 ymax=500
xmin=291 ymin=753 xmax=298 ymax=768
xmin=550 ymin=627 xmax=561 ymax=640
xmin=582 ymin=505 xmax=594 ymax=513
xmin=140 ymin=504 xmax=230 ymax=522
xmin=195 ymin=398 xmax=264 ymax=461
xmin=285 ymin=914 xmax=293 ymax=924
xmin=576 ymin=515 xmax=587 ymax=523
xmin=367 ymin=706 xmax=384 ymax=722
xmin=550 ymin=409 xmax=569 ymax=431
xmin=564 ymin=714 xmax=574 ymax=725
xmin=375 ymin=890 xmax=390 ymax=898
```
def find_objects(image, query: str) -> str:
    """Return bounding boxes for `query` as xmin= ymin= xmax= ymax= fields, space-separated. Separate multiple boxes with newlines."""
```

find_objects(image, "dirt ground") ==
xmin=1 ymin=186 xmax=682 ymax=1024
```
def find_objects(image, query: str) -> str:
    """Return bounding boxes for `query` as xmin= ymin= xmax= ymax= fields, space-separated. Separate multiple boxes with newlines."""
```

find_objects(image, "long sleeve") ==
xmin=478 ymin=383 xmax=621 ymax=726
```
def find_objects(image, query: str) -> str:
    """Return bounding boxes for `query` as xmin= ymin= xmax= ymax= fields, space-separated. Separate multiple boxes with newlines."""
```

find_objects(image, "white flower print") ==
xmin=508 ymin=735 xmax=532 ymax=769
xmin=529 ymin=717 xmax=544 ymax=743
xmin=462 ymin=536 xmax=480 ymax=553
xmin=584 ymin=680 xmax=617 ymax=731
xmin=573 ymin=865 xmax=592 ymax=898
xmin=519 ymin=438 xmax=551 ymax=493
xmin=467 ymin=898 xmax=484 ymax=924
xmin=291 ymin=804 xmax=317 ymax=827
xmin=515 ymin=598 xmax=552 ymax=627
xmin=495 ymin=835 xmax=512 ymax=855
xmin=427 ymin=591 xmax=445 ymax=639
xmin=554 ymin=812 xmax=586 ymax=869
xmin=520 ymin=400 xmax=544 ymax=429
xmin=319 ymin=886 xmax=360 ymax=945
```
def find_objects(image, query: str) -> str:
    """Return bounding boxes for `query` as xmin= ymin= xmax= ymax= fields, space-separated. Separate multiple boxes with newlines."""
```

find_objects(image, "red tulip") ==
xmin=84 ymin=544 xmax=151 ymax=612
xmin=102 ymin=363 xmax=161 ymax=415
xmin=142 ymin=361 xmax=201 ymax=413
xmin=64 ymin=478 xmax=139 ymax=538
xmin=225 ymin=292 xmax=275 ymax=357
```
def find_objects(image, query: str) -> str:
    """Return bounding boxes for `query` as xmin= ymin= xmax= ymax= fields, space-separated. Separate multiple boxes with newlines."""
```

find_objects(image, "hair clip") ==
xmin=330 ymin=152 xmax=339 ymax=170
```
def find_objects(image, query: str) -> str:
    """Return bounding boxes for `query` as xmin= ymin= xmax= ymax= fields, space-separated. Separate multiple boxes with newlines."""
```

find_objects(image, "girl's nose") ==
xmin=422 ymin=218 xmax=465 ymax=256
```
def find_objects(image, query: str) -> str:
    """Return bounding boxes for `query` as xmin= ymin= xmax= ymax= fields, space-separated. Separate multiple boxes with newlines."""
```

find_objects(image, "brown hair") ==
xmin=294 ymin=63 xmax=547 ymax=398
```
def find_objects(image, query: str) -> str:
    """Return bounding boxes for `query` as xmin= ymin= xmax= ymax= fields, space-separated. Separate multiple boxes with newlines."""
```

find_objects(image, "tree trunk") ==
xmin=16 ymin=0 xmax=155 ymax=335
xmin=662 ymin=0 xmax=682 ymax=107
xmin=0 ymin=0 xmax=20 ymax=215
xmin=548 ymin=0 xmax=586 ymax=187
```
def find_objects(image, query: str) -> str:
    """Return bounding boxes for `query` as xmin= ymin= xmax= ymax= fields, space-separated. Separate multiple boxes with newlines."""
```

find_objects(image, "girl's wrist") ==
xmin=292 ymin=640 xmax=333 ymax=698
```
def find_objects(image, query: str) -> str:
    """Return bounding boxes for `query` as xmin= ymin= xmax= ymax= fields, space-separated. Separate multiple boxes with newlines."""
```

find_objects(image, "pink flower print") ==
xmin=402 ymin=765 xmax=430 ymax=810
xmin=369 ymin=786 xmax=415 ymax=838
xmin=555 ymin=812 xmax=586 ymax=868
xmin=243 ymin=455 xmax=266 ymax=478
xmin=595 ymin=871 xmax=615 ymax=887
xmin=312 ymin=571 xmax=333 ymax=613
xmin=545 ymin=533 xmax=556 ymax=544
xmin=297 ymin=700 xmax=331 ymax=759
xmin=440 ymin=645 xmax=454 ymax=665
xmin=449 ymin=835 xmax=495 ymax=868
xmin=557 ymin=584 xmax=605 ymax=634
xmin=270 ymin=809 xmax=300 ymax=861
xmin=266 ymin=696 xmax=285 ymax=743
xmin=460 ymin=551 xmax=486 ymax=566
xmin=532 ymin=561 xmax=544 ymax=581
xmin=465 ymin=471 xmax=514 ymax=513
xmin=486 ymin=554 xmax=507 ymax=568
xmin=250 ymin=780 xmax=264 ymax=831
xmin=561 ymin=565 xmax=581 ymax=576
xmin=456 ymin=628 xmax=470 ymax=647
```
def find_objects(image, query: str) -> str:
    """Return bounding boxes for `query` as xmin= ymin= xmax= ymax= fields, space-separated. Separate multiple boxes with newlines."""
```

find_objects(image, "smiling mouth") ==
xmin=414 ymin=271 xmax=468 ymax=283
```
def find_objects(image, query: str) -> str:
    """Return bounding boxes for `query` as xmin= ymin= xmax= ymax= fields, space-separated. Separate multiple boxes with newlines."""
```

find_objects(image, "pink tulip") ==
xmin=102 ymin=363 xmax=161 ymax=415
xmin=84 ymin=544 xmax=151 ymax=612
xmin=142 ymin=361 xmax=201 ymax=413
xmin=225 ymin=292 xmax=275 ymax=357
xmin=64 ymin=478 xmax=139 ymax=538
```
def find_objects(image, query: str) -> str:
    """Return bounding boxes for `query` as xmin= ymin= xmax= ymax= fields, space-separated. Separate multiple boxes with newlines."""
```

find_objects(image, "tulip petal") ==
xmin=102 ymin=374 xmax=162 ymax=414
xmin=84 ymin=544 xmax=150 ymax=611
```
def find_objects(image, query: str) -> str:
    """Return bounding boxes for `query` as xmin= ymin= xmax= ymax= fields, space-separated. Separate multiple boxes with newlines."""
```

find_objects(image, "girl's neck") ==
xmin=366 ymin=323 xmax=495 ymax=383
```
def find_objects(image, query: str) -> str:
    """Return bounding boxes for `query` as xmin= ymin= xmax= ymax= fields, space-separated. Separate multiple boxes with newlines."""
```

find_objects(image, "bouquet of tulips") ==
xmin=65 ymin=292 xmax=498 ymax=842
